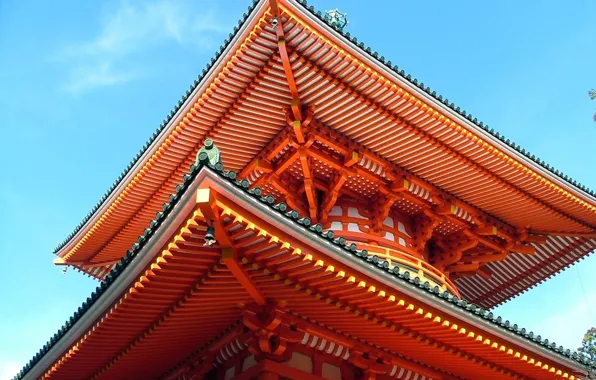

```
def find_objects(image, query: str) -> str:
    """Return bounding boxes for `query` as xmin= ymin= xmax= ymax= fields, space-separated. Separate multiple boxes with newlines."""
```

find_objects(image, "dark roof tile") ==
xmin=24 ymin=161 xmax=593 ymax=378
xmin=54 ymin=0 xmax=595 ymax=257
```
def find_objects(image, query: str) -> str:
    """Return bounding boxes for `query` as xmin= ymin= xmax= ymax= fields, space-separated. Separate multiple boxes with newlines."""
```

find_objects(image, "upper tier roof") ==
xmin=53 ymin=0 xmax=596 ymax=308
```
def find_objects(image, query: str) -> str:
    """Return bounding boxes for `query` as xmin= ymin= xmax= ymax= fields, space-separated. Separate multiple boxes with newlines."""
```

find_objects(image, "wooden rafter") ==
xmin=371 ymin=194 xmax=399 ymax=232
xmin=298 ymin=148 xmax=318 ymax=219
xmin=432 ymin=233 xmax=479 ymax=269
xmin=83 ymin=51 xmax=282 ymax=267
xmin=467 ymin=237 xmax=590 ymax=305
xmin=528 ymin=229 xmax=596 ymax=239
xmin=411 ymin=212 xmax=442 ymax=259
xmin=289 ymin=49 xmax=595 ymax=232
xmin=271 ymin=174 xmax=308 ymax=217
xmin=306 ymin=122 xmax=520 ymax=239
xmin=235 ymin=80 xmax=557 ymax=281
xmin=253 ymin=149 xmax=300 ymax=188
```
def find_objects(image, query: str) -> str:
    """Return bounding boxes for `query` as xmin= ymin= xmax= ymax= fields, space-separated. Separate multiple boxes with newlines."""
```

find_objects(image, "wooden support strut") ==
xmin=319 ymin=169 xmax=348 ymax=223
xmin=432 ymin=234 xmax=479 ymax=270
xmin=243 ymin=119 xmax=518 ymax=241
xmin=196 ymin=188 xmax=267 ymax=306
xmin=299 ymin=147 xmax=318 ymax=220
xmin=238 ymin=113 xmax=544 ymax=276
xmin=268 ymin=0 xmax=302 ymax=122
xmin=170 ymin=302 xmax=447 ymax=380
xmin=271 ymin=175 xmax=309 ymax=217
xmin=411 ymin=212 xmax=442 ymax=259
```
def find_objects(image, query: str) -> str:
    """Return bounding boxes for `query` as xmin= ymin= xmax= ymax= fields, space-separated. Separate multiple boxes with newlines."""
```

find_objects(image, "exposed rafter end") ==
xmin=53 ymin=257 xmax=67 ymax=266
xmin=344 ymin=150 xmax=360 ymax=167
xmin=196 ymin=188 xmax=233 ymax=247
xmin=390 ymin=176 xmax=410 ymax=192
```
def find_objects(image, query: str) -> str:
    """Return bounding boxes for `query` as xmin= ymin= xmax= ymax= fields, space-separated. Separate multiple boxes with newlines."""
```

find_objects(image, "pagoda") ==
xmin=15 ymin=0 xmax=596 ymax=379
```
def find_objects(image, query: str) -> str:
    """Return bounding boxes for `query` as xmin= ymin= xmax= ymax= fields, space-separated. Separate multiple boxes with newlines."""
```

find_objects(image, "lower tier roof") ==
xmin=15 ymin=164 xmax=593 ymax=380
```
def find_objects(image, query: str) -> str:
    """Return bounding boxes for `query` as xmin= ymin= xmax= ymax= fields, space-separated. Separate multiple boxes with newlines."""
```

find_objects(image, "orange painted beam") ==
xmin=252 ymin=149 xmax=300 ymax=188
xmin=268 ymin=0 xmax=302 ymax=122
xmin=478 ymin=265 xmax=493 ymax=281
xmin=510 ymin=243 xmax=536 ymax=255
xmin=445 ymin=262 xmax=480 ymax=273
xmin=288 ymin=44 xmax=595 ymax=231
xmin=271 ymin=175 xmax=309 ymax=216
xmin=223 ymin=247 xmax=266 ymax=306
xmin=459 ymin=252 xmax=508 ymax=264
xmin=344 ymin=150 xmax=360 ymax=167
xmin=529 ymin=230 xmax=596 ymax=239
xmin=319 ymin=170 xmax=347 ymax=223
xmin=196 ymin=188 xmax=233 ymax=247
xmin=298 ymin=148 xmax=318 ymax=220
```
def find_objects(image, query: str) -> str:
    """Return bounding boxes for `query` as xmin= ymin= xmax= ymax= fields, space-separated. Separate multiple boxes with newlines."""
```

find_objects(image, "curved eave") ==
xmin=55 ymin=0 xmax=596 ymax=262
xmin=53 ymin=0 xmax=596 ymax=308
xmin=286 ymin=0 xmax=596 ymax=205
xmin=53 ymin=0 xmax=270 ymax=258
xmin=280 ymin=0 xmax=596 ymax=223
xmin=18 ymin=165 xmax=592 ymax=380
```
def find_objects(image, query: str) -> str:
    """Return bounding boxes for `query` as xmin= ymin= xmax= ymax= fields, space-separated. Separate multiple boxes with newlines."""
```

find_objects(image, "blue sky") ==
xmin=0 ymin=0 xmax=595 ymax=378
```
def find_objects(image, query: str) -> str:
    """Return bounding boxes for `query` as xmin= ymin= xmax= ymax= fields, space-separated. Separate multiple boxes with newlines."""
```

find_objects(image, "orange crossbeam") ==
xmin=269 ymin=0 xmax=302 ymax=122
xmin=222 ymin=247 xmax=266 ymax=306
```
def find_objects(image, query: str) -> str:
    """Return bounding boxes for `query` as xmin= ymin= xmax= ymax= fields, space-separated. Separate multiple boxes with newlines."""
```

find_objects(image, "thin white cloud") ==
xmin=57 ymin=0 xmax=228 ymax=94
xmin=0 ymin=360 xmax=22 ymax=380
xmin=61 ymin=62 xmax=141 ymax=94
xmin=532 ymin=291 xmax=596 ymax=350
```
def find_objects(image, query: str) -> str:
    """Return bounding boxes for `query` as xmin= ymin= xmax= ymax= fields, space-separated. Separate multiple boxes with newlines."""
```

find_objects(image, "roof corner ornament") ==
xmin=196 ymin=138 xmax=222 ymax=166
xmin=324 ymin=9 xmax=349 ymax=32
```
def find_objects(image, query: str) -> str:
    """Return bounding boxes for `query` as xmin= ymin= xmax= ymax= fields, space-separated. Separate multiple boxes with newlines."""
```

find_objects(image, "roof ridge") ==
xmin=15 ymin=161 xmax=594 ymax=380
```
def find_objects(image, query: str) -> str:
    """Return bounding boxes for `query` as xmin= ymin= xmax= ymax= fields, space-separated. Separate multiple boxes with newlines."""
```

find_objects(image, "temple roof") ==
xmin=52 ymin=0 xmax=596 ymax=259
xmin=15 ymin=162 xmax=595 ymax=380
xmin=50 ymin=0 xmax=595 ymax=309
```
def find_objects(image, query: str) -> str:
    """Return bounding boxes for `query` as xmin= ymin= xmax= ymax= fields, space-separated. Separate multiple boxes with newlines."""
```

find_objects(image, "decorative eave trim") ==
xmin=17 ymin=166 xmax=213 ymax=380
xmin=17 ymin=164 xmax=592 ymax=380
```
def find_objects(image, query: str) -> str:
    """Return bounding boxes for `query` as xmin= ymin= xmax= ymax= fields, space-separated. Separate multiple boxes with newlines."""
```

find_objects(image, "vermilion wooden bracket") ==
xmin=196 ymin=188 xmax=267 ymax=306
xmin=269 ymin=0 xmax=302 ymax=122
xmin=222 ymin=247 xmax=267 ymax=306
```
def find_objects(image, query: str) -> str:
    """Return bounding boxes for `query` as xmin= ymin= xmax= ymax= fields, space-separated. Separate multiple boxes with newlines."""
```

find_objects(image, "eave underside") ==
xmin=55 ymin=0 xmax=596 ymax=309
xmin=39 ymin=183 xmax=583 ymax=380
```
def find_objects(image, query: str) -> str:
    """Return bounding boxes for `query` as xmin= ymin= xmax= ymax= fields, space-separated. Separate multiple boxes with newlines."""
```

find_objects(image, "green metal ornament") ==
xmin=324 ymin=9 xmax=349 ymax=32
xmin=196 ymin=138 xmax=222 ymax=166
